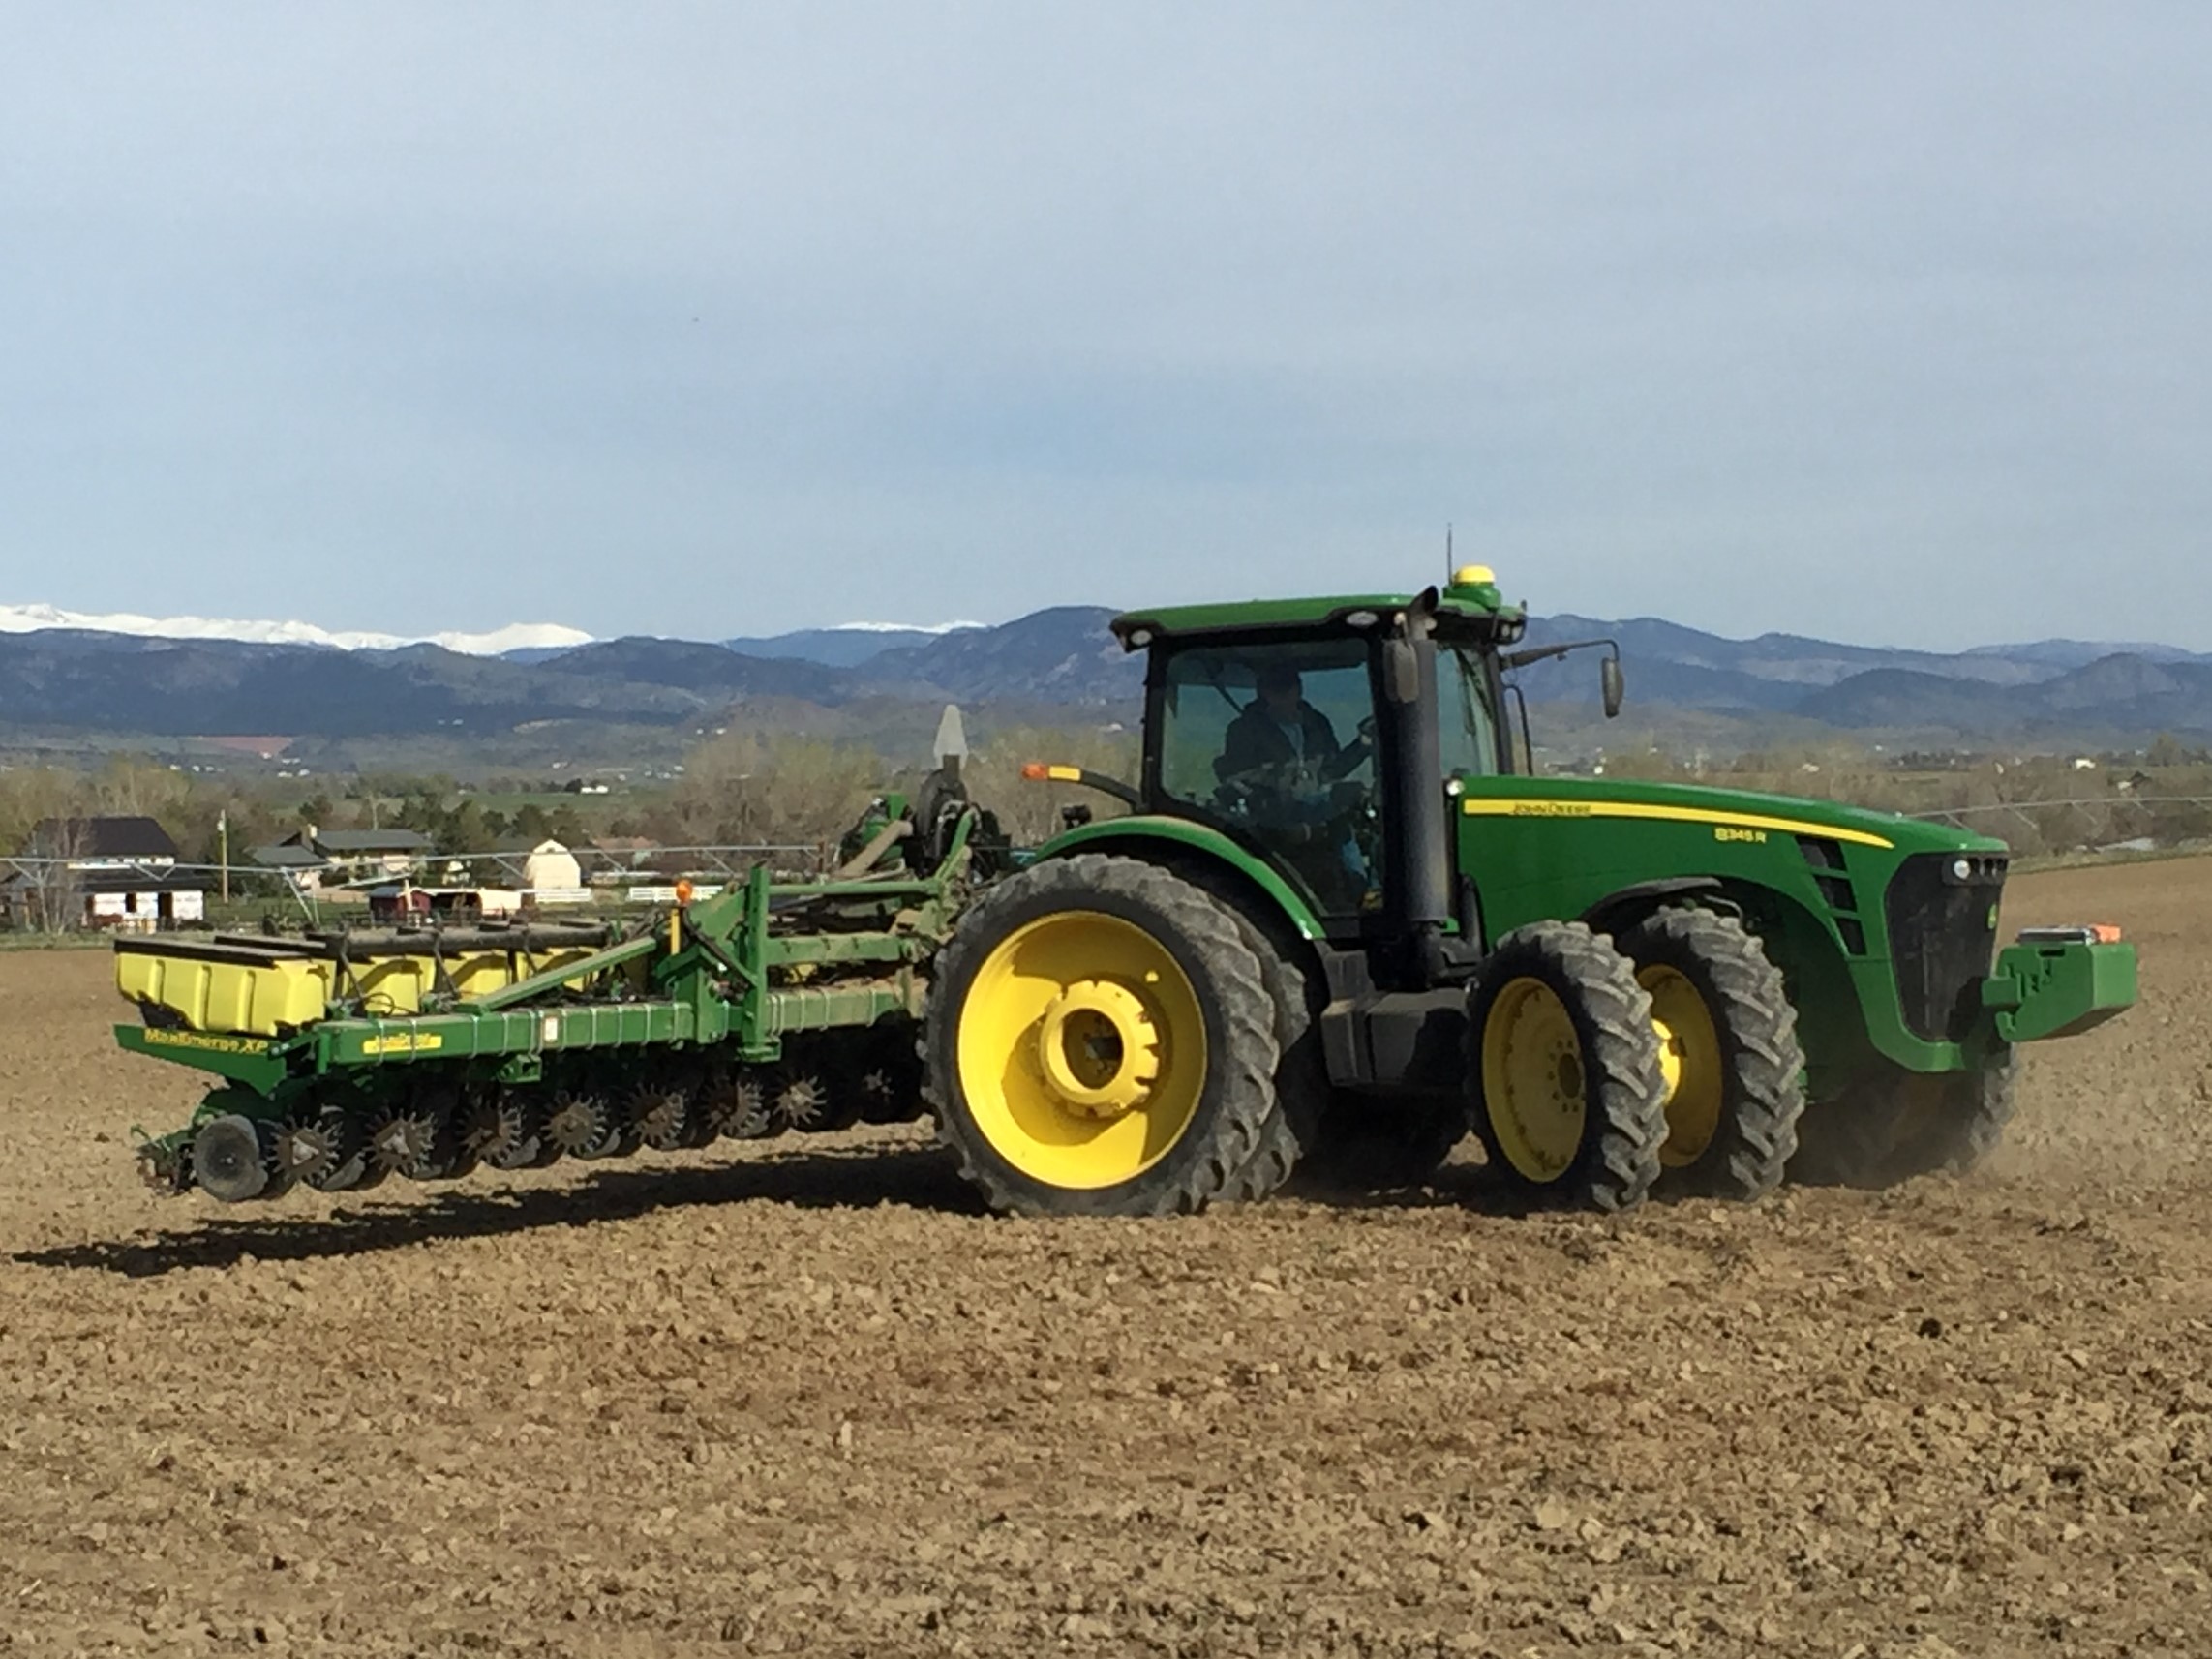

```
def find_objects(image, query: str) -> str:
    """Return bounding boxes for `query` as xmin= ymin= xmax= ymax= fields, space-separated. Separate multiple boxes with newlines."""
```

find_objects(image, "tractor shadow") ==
xmin=20 ymin=1140 xmax=1561 ymax=1281
xmin=15 ymin=1140 xmax=986 ymax=1279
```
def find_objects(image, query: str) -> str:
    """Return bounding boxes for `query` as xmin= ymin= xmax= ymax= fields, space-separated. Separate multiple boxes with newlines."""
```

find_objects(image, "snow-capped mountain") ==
xmin=0 ymin=602 xmax=591 ymax=657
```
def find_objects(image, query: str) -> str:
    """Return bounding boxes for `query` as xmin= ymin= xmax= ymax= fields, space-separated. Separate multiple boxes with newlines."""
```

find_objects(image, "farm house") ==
xmin=1 ymin=816 xmax=206 ymax=933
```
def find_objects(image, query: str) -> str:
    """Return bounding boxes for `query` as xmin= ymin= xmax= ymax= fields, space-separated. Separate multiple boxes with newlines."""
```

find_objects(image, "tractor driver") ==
xmin=1215 ymin=663 xmax=1376 ymax=906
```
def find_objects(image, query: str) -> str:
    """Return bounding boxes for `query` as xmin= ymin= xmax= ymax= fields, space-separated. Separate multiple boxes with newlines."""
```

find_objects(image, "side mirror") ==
xmin=1601 ymin=655 xmax=1624 ymax=719
xmin=1382 ymin=637 xmax=1421 ymax=705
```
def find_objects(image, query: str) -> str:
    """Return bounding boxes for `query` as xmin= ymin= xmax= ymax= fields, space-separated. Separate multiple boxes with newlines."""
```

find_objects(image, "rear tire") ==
xmin=1467 ymin=920 xmax=1668 ymax=1212
xmin=924 ymin=854 xmax=1279 ymax=1217
xmin=1615 ymin=908 xmax=1805 ymax=1200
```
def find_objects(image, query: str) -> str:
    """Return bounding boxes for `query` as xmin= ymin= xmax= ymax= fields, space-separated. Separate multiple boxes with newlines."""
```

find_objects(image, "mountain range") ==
xmin=0 ymin=601 xmax=590 ymax=657
xmin=3 ymin=599 xmax=2210 ymax=754
xmin=1505 ymin=616 xmax=2212 ymax=749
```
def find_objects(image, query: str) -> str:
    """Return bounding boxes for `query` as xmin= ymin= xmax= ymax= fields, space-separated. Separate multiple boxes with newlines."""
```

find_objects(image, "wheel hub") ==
xmin=1035 ymin=980 xmax=1161 ymax=1119
xmin=1553 ymin=1049 xmax=1585 ymax=1101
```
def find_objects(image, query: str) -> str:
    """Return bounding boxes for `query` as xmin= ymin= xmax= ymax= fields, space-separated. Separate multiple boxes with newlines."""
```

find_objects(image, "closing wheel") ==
xmin=700 ymin=1070 xmax=772 ymax=1141
xmin=1617 ymin=907 xmax=1806 ymax=1199
xmin=459 ymin=1086 xmax=540 ymax=1169
xmin=628 ymin=1080 xmax=693 ymax=1151
xmin=1468 ymin=920 xmax=1668 ymax=1211
xmin=924 ymin=853 xmax=1278 ymax=1216
xmin=275 ymin=1103 xmax=369 ymax=1193
xmin=545 ymin=1088 xmax=625 ymax=1160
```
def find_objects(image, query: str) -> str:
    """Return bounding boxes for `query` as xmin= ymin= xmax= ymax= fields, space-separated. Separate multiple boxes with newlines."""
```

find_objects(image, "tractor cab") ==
xmin=1110 ymin=565 xmax=1591 ymax=978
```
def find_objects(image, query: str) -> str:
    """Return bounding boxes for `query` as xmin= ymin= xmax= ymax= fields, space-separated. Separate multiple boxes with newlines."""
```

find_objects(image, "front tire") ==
xmin=1467 ymin=921 xmax=1668 ymax=1212
xmin=1899 ymin=1053 xmax=2018 ymax=1176
xmin=1793 ymin=1054 xmax=2017 ymax=1187
xmin=1615 ymin=908 xmax=1805 ymax=1200
xmin=924 ymin=854 xmax=1280 ymax=1217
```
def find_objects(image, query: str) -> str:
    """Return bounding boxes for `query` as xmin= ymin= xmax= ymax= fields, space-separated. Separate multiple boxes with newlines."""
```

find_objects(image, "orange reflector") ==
xmin=674 ymin=880 xmax=694 ymax=905
xmin=2091 ymin=923 xmax=2122 ymax=944
xmin=1019 ymin=762 xmax=1049 ymax=780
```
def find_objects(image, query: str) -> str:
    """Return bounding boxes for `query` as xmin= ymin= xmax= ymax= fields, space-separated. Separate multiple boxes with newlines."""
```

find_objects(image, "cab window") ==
xmin=1437 ymin=643 xmax=1503 ymax=778
xmin=1156 ymin=638 xmax=1380 ymax=916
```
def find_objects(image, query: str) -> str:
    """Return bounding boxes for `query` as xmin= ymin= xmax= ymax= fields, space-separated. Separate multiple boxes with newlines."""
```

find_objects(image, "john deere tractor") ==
xmin=109 ymin=567 xmax=2135 ymax=1222
xmin=923 ymin=566 xmax=2136 ymax=1214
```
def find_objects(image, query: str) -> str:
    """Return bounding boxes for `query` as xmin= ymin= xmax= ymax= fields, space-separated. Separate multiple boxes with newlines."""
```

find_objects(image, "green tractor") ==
xmin=106 ymin=566 xmax=2136 ymax=1223
xmin=923 ymin=565 xmax=2137 ymax=1215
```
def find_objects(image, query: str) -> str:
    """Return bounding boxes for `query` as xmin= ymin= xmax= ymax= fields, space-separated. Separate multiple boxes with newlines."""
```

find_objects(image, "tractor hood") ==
xmin=1453 ymin=774 xmax=2007 ymax=859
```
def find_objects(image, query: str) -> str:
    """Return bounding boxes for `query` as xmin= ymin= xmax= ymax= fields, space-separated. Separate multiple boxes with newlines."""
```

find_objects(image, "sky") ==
xmin=2 ymin=4 xmax=2207 ymax=649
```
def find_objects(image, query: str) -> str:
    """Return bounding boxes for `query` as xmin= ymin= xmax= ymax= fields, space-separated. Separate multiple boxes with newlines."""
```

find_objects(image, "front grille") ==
xmin=1884 ymin=852 xmax=2007 ymax=1041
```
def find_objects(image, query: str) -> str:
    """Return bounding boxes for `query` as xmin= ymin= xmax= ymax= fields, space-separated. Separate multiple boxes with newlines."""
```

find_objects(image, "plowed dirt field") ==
xmin=4 ymin=859 xmax=2208 ymax=1658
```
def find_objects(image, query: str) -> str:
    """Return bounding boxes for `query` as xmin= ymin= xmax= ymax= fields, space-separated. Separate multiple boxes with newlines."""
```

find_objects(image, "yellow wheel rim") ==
xmin=954 ymin=911 xmax=1207 ymax=1190
xmin=1640 ymin=964 xmax=1724 ymax=1167
xmin=1480 ymin=977 xmax=1586 ymax=1182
